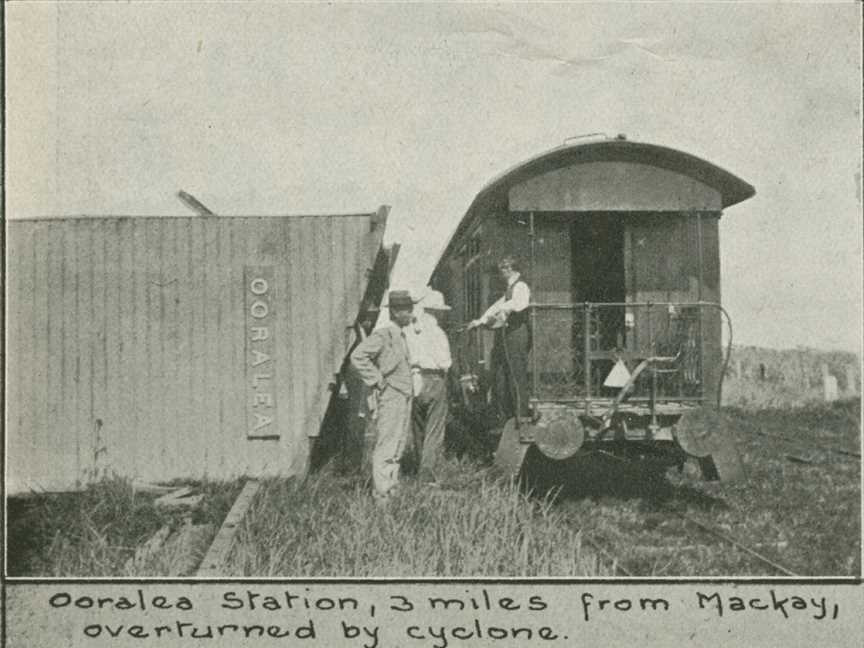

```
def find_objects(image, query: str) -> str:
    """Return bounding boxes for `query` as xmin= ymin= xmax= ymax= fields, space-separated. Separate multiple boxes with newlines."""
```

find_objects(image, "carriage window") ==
xmin=462 ymin=230 xmax=483 ymax=321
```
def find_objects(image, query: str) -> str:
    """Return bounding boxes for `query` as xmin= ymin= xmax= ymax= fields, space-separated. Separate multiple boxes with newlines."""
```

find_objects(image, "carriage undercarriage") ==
xmin=490 ymin=400 xmax=743 ymax=483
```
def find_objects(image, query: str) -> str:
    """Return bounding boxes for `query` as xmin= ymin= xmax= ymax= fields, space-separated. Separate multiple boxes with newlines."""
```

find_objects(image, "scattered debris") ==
xmin=177 ymin=190 xmax=217 ymax=217
xmin=155 ymin=487 xmax=203 ymax=509
xmin=131 ymin=481 xmax=178 ymax=495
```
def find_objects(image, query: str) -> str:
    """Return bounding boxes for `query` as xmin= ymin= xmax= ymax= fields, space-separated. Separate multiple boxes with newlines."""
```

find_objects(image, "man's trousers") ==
xmin=491 ymin=324 xmax=531 ymax=420
xmin=372 ymin=385 xmax=412 ymax=501
xmin=411 ymin=372 xmax=449 ymax=482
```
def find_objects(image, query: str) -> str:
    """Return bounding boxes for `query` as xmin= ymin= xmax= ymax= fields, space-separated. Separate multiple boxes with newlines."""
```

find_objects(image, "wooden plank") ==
xmin=164 ymin=520 xmax=215 ymax=576
xmin=202 ymin=219 xmax=217 ymax=471
xmin=311 ymin=218 xmax=327 ymax=432
xmin=117 ymin=219 xmax=137 ymax=479
xmin=131 ymin=481 xmax=179 ymax=494
xmin=213 ymin=219 xmax=229 ymax=474
xmin=155 ymin=487 xmax=203 ymax=508
xmin=192 ymin=219 xmax=207 ymax=474
xmin=287 ymin=218 xmax=302 ymax=448
xmin=155 ymin=218 xmax=177 ymax=479
xmin=44 ymin=227 xmax=64 ymax=488
xmin=298 ymin=219 xmax=319 ymax=436
xmin=104 ymin=220 xmax=122 ymax=479
xmin=176 ymin=221 xmax=194 ymax=477
xmin=143 ymin=220 xmax=159 ymax=481
xmin=58 ymin=225 xmax=73 ymax=485
xmin=226 ymin=220 xmax=247 ymax=474
xmin=196 ymin=479 xmax=260 ymax=576
xmin=7 ymin=224 xmax=30 ymax=492
xmin=83 ymin=224 xmax=97 ymax=483
xmin=128 ymin=219 xmax=145 ymax=480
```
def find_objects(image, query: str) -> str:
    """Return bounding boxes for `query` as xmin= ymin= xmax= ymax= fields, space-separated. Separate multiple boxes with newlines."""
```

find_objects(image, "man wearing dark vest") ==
xmin=468 ymin=256 xmax=532 ymax=421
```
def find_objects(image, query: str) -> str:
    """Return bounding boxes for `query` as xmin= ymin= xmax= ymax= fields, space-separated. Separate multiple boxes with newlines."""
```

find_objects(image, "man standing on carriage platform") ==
xmin=468 ymin=256 xmax=532 ymax=421
xmin=405 ymin=289 xmax=453 ymax=485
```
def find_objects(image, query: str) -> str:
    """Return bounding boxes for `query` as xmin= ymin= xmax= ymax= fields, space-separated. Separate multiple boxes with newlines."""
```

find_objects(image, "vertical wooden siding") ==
xmin=6 ymin=212 xmax=386 ymax=493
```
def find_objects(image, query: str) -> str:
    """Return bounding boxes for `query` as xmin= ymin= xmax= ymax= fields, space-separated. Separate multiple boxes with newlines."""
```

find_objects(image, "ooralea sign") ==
xmin=244 ymin=266 xmax=278 ymax=439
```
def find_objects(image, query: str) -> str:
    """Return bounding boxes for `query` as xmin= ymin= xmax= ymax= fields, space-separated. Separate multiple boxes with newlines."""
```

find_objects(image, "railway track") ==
xmin=670 ymin=509 xmax=799 ymax=576
xmin=746 ymin=427 xmax=861 ymax=460
xmin=578 ymin=532 xmax=635 ymax=577
xmin=571 ymin=502 xmax=802 ymax=578
xmin=555 ymin=452 xmax=807 ymax=578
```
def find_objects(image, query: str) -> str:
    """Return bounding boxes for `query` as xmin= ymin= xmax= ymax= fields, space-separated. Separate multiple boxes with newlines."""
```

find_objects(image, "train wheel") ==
xmin=675 ymin=408 xmax=744 ymax=481
xmin=493 ymin=418 xmax=531 ymax=478
xmin=674 ymin=407 xmax=718 ymax=458
xmin=535 ymin=412 xmax=585 ymax=461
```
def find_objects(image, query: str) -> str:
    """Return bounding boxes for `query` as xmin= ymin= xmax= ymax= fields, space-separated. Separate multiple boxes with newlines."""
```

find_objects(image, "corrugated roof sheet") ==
xmin=5 ymin=208 xmax=394 ymax=493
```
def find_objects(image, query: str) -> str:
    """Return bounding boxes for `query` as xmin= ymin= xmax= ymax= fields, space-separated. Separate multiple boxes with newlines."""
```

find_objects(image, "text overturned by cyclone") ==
xmin=43 ymin=586 xmax=842 ymax=646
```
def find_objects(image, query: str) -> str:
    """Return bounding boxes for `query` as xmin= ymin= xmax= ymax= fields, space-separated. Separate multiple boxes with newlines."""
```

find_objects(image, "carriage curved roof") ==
xmin=478 ymin=138 xmax=755 ymax=210
xmin=431 ymin=138 xmax=755 ymax=277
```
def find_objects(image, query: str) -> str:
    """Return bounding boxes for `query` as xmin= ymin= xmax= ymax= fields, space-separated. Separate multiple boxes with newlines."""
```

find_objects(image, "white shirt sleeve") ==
xmin=501 ymin=281 xmax=530 ymax=313
xmin=479 ymin=295 xmax=505 ymax=324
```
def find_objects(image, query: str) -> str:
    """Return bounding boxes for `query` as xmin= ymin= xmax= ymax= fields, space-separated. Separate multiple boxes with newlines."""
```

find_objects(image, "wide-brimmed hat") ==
xmin=386 ymin=290 xmax=414 ymax=309
xmin=420 ymin=289 xmax=451 ymax=311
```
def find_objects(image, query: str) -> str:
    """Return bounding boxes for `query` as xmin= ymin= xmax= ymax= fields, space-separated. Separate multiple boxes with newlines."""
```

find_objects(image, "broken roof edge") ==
xmin=8 ymin=205 xmax=393 ymax=223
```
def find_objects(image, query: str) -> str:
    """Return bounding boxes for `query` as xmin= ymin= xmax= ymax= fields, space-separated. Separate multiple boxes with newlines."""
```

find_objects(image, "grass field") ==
xmin=6 ymin=479 xmax=241 ymax=577
xmin=226 ymin=459 xmax=611 ymax=577
xmin=6 ymin=401 xmax=860 ymax=577
xmin=225 ymin=400 xmax=860 ymax=577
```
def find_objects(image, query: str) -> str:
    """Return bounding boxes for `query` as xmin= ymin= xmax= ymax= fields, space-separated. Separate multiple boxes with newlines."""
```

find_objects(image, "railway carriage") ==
xmin=430 ymin=135 xmax=755 ymax=480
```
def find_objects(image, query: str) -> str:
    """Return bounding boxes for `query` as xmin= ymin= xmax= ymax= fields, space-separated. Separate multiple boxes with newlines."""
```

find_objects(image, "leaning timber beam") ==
xmin=195 ymin=479 xmax=260 ymax=576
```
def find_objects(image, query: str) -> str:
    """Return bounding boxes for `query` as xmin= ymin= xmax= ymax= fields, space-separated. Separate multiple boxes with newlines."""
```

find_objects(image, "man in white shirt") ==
xmin=468 ymin=256 xmax=532 ymax=420
xmin=405 ymin=289 xmax=453 ymax=484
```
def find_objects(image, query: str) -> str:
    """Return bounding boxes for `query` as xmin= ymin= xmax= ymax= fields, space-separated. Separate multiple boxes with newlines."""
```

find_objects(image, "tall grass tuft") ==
xmin=228 ymin=458 xmax=608 ymax=577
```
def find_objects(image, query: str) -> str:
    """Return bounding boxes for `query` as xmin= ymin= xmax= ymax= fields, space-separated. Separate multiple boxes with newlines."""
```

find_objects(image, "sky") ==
xmin=6 ymin=2 xmax=862 ymax=353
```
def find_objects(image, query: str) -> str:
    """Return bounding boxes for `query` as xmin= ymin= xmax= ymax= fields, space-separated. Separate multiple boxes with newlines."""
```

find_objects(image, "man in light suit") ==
xmin=350 ymin=290 xmax=415 ymax=504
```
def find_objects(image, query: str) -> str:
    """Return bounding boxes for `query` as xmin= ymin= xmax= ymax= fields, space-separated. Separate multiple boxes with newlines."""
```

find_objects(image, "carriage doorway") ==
xmin=570 ymin=214 xmax=625 ymax=304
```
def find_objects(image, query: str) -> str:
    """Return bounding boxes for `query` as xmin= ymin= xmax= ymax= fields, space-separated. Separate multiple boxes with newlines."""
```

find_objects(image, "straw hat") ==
xmin=419 ymin=289 xmax=451 ymax=312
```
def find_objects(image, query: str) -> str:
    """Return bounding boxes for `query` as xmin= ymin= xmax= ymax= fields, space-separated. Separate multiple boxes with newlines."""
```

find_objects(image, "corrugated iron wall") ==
xmin=5 ymin=210 xmax=389 ymax=493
